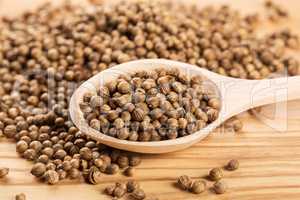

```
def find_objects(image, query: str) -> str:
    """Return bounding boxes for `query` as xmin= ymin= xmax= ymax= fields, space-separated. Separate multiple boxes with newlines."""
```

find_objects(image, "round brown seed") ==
xmin=127 ymin=180 xmax=140 ymax=192
xmin=123 ymin=167 xmax=135 ymax=177
xmin=44 ymin=170 xmax=59 ymax=185
xmin=213 ymin=181 xmax=227 ymax=194
xmin=0 ymin=167 xmax=9 ymax=178
xmin=226 ymin=159 xmax=239 ymax=171
xmin=15 ymin=193 xmax=26 ymax=200
xmin=209 ymin=168 xmax=223 ymax=181
xmin=190 ymin=180 xmax=206 ymax=194
xmin=31 ymin=162 xmax=46 ymax=177
xmin=131 ymin=188 xmax=146 ymax=200
xmin=177 ymin=175 xmax=192 ymax=190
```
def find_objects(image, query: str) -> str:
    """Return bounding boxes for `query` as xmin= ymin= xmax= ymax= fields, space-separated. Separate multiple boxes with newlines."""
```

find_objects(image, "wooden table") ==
xmin=1 ymin=0 xmax=300 ymax=199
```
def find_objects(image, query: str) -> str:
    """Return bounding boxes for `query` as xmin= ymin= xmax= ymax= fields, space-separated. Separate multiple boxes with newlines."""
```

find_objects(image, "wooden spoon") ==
xmin=69 ymin=59 xmax=300 ymax=154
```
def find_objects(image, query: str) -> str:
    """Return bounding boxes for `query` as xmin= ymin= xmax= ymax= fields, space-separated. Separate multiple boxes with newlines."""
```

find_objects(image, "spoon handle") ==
xmin=221 ymin=76 xmax=300 ymax=119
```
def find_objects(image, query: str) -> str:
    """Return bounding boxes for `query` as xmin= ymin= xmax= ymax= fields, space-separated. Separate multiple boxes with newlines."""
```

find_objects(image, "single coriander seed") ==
xmin=189 ymin=180 xmax=206 ymax=194
xmin=209 ymin=168 xmax=223 ymax=181
xmin=15 ymin=193 xmax=26 ymax=200
xmin=213 ymin=181 xmax=227 ymax=194
xmin=31 ymin=162 xmax=46 ymax=177
xmin=177 ymin=175 xmax=193 ymax=190
xmin=130 ymin=188 xmax=146 ymax=200
xmin=44 ymin=170 xmax=59 ymax=185
xmin=123 ymin=166 xmax=135 ymax=177
xmin=0 ymin=167 xmax=9 ymax=178
xmin=226 ymin=159 xmax=239 ymax=171
xmin=127 ymin=180 xmax=140 ymax=192
xmin=104 ymin=185 xmax=115 ymax=196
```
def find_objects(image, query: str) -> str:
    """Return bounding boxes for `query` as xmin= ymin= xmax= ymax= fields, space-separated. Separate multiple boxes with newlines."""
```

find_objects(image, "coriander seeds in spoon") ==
xmin=70 ymin=59 xmax=300 ymax=153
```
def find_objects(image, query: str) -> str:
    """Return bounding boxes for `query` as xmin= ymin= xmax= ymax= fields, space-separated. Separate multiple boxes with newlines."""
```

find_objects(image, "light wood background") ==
xmin=1 ymin=0 xmax=300 ymax=199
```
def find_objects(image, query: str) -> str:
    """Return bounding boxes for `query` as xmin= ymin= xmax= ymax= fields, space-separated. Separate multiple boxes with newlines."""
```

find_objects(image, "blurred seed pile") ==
xmin=0 ymin=0 xmax=299 ymax=184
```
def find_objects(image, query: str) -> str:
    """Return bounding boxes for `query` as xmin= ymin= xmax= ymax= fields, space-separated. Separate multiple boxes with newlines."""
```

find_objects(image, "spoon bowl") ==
xmin=70 ymin=59 xmax=300 ymax=153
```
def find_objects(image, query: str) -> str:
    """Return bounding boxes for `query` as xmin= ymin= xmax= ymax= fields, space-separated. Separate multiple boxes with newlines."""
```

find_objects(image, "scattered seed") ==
xmin=226 ymin=159 xmax=239 ymax=171
xmin=0 ymin=167 xmax=9 ymax=178
xmin=15 ymin=193 xmax=26 ymax=200
xmin=213 ymin=181 xmax=227 ymax=194
xmin=177 ymin=175 xmax=193 ymax=191
xmin=190 ymin=180 xmax=206 ymax=194
xmin=131 ymin=188 xmax=146 ymax=200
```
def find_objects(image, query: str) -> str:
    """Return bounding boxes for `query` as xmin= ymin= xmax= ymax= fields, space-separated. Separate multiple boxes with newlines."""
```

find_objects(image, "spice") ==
xmin=226 ymin=159 xmax=239 ymax=171
xmin=123 ymin=167 xmax=135 ymax=177
xmin=86 ymin=166 xmax=101 ymax=184
xmin=213 ymin=181 xmax=227 ymax=194
xmin=16 ymin=141 xmax=28 ymax=153
xmin=106 ymin=164 xmax=119 ymax=175
xmin=79 ymin=147 xmax=93 ymax=161
xmin=190 ymin=180 xmax=206 ymax=194
xmin=113 ymin=186 xmax=126 ymax=198
xmin=69 ymin=168 xmax=81 ymax=179
xmin=129 ymin=155 xmax=142 ymax=166
xmin=44 ymin=170 xmax=59 ymax=185
xmin=0 ymin=0 xmax=298 ymax=185
xmin=115 ymin=182 xmax=127 ymax=191
xmin=177 ymin=175 xmax=193 ymax=190
xmin=131 ymin=188 xmax=146 ymax=200
xmin=264 ymin=0 xmax=288 ymax=21
xmin=127 ymin=180 xmax=140 ymax=193
xmin=31 ymin=163 xmax=46 ymax=177
xmin=225 ymin=117 xmax=243 ymax=132
xmin=15 ymin=193 xmax=26 ymax=200
xmin=105 ymin=180 xmax=142 ymax=199
xmin=82 ymin=68 xmax=220 ymax=141
xmin=117 ymin=155 xmax=129 ymax=168
xmin=104 ymin=185 xmax=116 ymax=196
xmin=105 ymin=185 xmax=116 ymax=196
xmin=0 ymin=167 xmax=9 ymax=178
xmin=209 ymin=168 xmax=223 ymax=181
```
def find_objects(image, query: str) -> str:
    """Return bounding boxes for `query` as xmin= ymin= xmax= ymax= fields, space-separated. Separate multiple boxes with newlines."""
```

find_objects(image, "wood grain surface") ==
xmin=1 ymin=0 xmax=300 ymax=200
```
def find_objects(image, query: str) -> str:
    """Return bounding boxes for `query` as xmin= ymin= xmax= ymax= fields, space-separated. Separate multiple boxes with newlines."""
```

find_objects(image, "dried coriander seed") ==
xmin=69 ymin=168 xmax=81 ymax=179
xmin=44 ymin=170 xmax=59 ymax=185
xmin=117 ymin=155 xmax=129 ymax=168
xmin=189 ymin=180 xmax=206 ymax=194
xmin=15 ymin=193 xmax=26 ymax=200
xmin=132 ymin=108 xmax=145 ymax=122
xmin=129 ymin=155 xmax=142 ymax=166
xmin=131 ymin=188 xmax=146 ymax=200
xmin=23 ymin=149 xmax=37 ymax=160
xmin=113 ymin=186 xmax=126 ymax=198
xmin=16 ymin=141 xmax=28 ymax=153
xmin=105 ymin=185 xmax=115 ymax=196
xmin=117 ymin=81 xmax=131 ymax=94
xmin=79 ymin=147 xmax=93 ymax=161
xmin=123 ymin=167 xmax=135 ymax=177
xmin=213 ymin=181 xmax=227 ymax=194
xmin=177 ymin=175 xmax=193 ymax=190
xmin=127 ymin=180 xmax=140 ymax=193
xmin=226 ymin=159 xmax=239 ymax=171
xmin=0 ymin=167 xmax=9 ymax=178
xmin=86 ymin=166 xmax=101 ymax=185
xmin=31 ymin=163 xmax=46 ymax=177
xmin=209 ymin=168 xmax=223 ymax=181
xmin=115 ymin=182 xmax=127 ymax=191
xmin=106 ymin=164 xmax=119 ymax=174
xmin=94 ymin=158 xmax=104 ymax=168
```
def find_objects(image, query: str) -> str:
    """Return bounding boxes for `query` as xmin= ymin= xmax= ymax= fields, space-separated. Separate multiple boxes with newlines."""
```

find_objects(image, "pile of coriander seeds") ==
xmin=0 ymin=0 xmax=299 ymax=185
xmin=81 ymin=67 xmax=220 ymax=141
